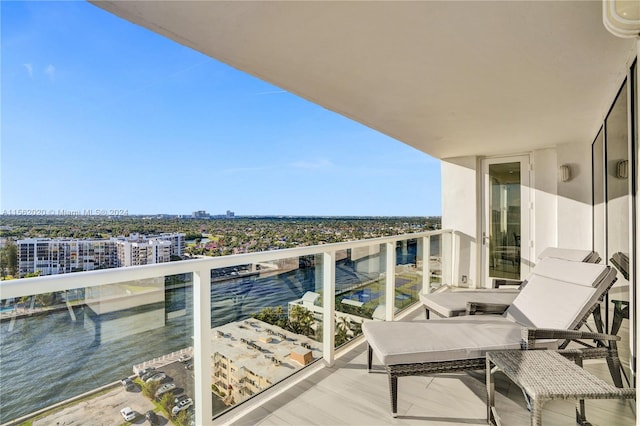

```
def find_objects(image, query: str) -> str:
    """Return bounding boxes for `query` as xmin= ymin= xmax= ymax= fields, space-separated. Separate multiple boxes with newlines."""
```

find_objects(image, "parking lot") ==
xmin=32 ymin=382 xmax=158 ymax=426
xmin=32 ymin=360 xmax=195 ymax=426
xmin=159 ymin=360 xmax=195 ymax=405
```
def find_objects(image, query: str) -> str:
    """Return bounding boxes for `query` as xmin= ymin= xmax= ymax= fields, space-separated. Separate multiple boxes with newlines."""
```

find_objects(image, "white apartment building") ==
xmin=16 ymin=233 xmax=185 ymax=277
xmin=17 ymin=238 xmax=117 ymax=277
xmin=155 ymin=232 xmax=186 ymax=257
xmin=114 ymin=238 xmax=172 ymax=267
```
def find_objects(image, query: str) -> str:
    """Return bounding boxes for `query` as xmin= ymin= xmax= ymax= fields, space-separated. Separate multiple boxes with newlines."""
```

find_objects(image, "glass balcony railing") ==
xmin=0 ymin=230 xmax=452 ymax=425
xmin=0 ymin=273 xmax=195 ymax=425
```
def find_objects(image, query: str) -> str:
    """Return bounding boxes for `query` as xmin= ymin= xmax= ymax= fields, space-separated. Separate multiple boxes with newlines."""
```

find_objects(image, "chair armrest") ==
xmin=466 ymin=302 xmax=509 ymax=315
xmin=492 ymin=278 xmax=523 ymax=288
xmin=557 ymin=347 xmax=612 ymax=362
xmin=521 ymin=327 xmax=621 ymax=349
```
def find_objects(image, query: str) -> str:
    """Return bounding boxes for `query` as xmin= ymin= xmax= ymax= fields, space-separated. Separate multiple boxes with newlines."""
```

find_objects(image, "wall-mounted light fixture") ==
xmin=559 ymin=164 xmax=571 ymax=182
xmin=603 ymin=0 xmax=640 ymax=38
xmin=616 ymin=159 xmax=629 ymax=179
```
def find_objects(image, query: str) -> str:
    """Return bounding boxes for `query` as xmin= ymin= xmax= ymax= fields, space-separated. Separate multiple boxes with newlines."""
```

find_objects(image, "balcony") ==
xmin=2 ymin=1 xmax=637 ymax=423
xmin=220 ymin=337 xmax=634 ymax=426
xmin=0 ymin=230 xmax=634 ymax=425
xmin=0 ymin=230 xmax=446 ymax=425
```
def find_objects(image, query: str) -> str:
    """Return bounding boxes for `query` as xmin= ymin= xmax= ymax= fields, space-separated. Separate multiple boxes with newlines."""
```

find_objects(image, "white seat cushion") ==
xmin=363 ymin=316 xmax=558 ymax=365
xmin=536 ymin=247 xmax=595 ymax=263
xmin=419 ymin=290 xmax=518 ymax=317
xmin=529 ymin=257 xmax=609 ymax=288
xmin=505 ymin=258 xmax=610 ymax=329
xmin=504 ymin=276 xmax=595 ymax=328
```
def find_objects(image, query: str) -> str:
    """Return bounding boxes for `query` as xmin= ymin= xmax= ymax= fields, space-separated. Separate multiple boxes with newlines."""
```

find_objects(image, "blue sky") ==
xmin=1 ymin=1 xmax=441 ymax=217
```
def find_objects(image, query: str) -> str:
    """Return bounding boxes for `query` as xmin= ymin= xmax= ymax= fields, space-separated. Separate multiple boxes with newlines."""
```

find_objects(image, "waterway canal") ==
xmin=0 ymin=241 xmax=431 ymax=422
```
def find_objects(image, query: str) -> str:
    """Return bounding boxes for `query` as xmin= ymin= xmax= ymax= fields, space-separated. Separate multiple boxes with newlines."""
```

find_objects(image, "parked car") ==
xmin=120 ymin=407 xmax=136 ymax=422
xmin=178 ymin=353 xmax=192 ymax=363
xmin=155 ymin=382 xmax=176 ymax=399
xmin=171 ymin=398 xmax=193 ymax=416
xmin=121 ymin=377 xmax=134 ymax=391
xmin=184 ymin=360 xmax=193 ymax=370
xmin=174 ymin=394 xmax=189 ymax=405
xmin=141 ymin=370 xmax=157 ymax=381
xmin=145 ymin=410 xmax=160 ymax=425
xmin=146 ymin=372 xmax=167 ymax=384
xmin=137 ymin=367 xmax=156 ymax=378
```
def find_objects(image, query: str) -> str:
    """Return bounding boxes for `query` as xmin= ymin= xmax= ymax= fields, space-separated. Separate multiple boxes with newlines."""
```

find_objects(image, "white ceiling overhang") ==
xmin=91 ymin=1 xmax=635 ymax=159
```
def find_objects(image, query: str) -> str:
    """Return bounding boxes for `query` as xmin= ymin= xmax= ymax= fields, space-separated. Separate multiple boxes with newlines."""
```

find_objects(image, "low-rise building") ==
xmin=212 ymin=319 xmax=320 ymax=405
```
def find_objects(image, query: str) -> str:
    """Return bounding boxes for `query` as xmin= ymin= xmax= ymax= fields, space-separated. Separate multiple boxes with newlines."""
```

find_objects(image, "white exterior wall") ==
xmin=442 ymin=147 xmax=591 ymax=287
xmin=441 ymin=156 xmax=478 ymax=287
xmin=532 ymin=149 xmax=558 ymax=259
xmin=556 ymin=142 xmax=593 ymax=250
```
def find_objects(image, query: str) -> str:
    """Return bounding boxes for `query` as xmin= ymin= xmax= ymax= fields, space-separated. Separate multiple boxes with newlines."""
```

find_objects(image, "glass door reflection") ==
xmin=488 ymin=162 xmax=522 ymax=280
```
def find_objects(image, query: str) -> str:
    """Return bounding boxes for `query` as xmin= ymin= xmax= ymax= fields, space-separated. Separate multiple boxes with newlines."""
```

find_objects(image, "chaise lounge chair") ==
xmin=362 ymin=257 xmax=618 ymax=417
xmin=420 ymin=247 xmax=600 ymax=319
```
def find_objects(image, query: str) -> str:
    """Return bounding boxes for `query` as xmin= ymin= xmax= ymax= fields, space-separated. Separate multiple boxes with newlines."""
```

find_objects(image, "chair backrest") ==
xmin=515 ymin=248 xmax=601 ymax=290
xmin=504 ymin=257 xmax=616 ymax=330
xmin=536 ymin=247 xmax=600 ymax=264
xmin=610 ymin=252 xmax=629 ymax=280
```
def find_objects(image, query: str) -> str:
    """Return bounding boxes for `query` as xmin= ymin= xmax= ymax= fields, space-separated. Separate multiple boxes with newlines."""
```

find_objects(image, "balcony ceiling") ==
xmin=92 ymin=1 xmax=635 ymax=159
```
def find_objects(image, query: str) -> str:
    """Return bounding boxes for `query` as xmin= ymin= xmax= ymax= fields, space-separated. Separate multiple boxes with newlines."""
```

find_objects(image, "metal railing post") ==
xmin=193 ymin=267 xmax=212 ymax=425
xmin=422 ymin=236 xmax=431 ymax=294
xmin=451 ymin=231 xmax=458 ymax=286
xmin=385 ymin=241 xmax=395 ymax=321
xmin=322 ymin=251 xmax=335 ymax=366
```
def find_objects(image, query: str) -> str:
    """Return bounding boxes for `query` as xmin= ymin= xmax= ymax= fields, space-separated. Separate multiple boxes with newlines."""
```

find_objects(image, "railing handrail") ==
xmin=0 ymin=229 xmax=451 ymax=299
xmin=0 ymin=228 xmax=452 ymax=425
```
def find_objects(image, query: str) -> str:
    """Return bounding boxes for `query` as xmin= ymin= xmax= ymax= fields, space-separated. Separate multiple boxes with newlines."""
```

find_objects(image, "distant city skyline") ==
xmin=1 ymin=1 xmax=441 ymax=217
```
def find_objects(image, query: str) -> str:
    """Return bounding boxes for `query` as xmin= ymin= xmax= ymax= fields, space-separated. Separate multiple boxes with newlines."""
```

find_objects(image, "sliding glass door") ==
xmin=482 ymin=156 xmax=531 ymax=283
xmin=593 ymin=76 xmax=635 ymax=384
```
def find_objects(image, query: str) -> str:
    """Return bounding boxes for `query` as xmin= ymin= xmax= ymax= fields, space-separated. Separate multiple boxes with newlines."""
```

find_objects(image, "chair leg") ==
xmin=367 ymin=344 xmax=373 ymax=372
xmin=388 ymin=373 xmax=398 ymax=418
xmin=486 ymin=357 xmax=496 ymax=424
xmin=606 ymin=354 xmax=624 ymax=388
xmin=591 ymin=305 xmax=604 ymax=335
xmin=530 ymin=400 xmax=543 ymax=426
xmin=575 ymin=399 xmax=592 ymax=426
xmin=604 ymin=341 xmax=625 ymax=388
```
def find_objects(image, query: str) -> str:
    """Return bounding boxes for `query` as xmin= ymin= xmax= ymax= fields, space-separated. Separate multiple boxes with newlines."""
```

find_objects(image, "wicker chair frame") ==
xmin=367 ymin=269 xmax=620 ymax=417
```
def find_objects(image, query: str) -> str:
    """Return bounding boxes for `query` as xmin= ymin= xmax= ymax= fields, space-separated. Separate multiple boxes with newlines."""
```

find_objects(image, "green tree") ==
xmin=175 ymin=409 xmax=192 ymax=426
xmin=34 ymin=291 xmax=53 ymax=306
xmin=254 ymin=306 xmax=276 ymax=324
xmin=184 ymin=232 xmax=201 ymax=240
xmin=0 ymin=246 xmax=6 ymax=279
xmin=1 ymin=240 xmax=18 ymax=278
xmin=254 ymin=306 xmax=287 ymax=329
xmin=159 ymin=392 xmax=173 ymax=413
xmin=335 ymin=316 xmax=351 ymax=347
xmin=352 ymin=319 xmax=364 ymax=337
xmin=288 ymin=305 xmax=314 ymax=337
xmin=142 ymin=380 xmax=161 ymax=400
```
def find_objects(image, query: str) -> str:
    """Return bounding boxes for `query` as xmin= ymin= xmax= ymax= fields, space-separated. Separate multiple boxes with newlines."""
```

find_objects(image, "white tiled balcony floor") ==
xmin=225 ymin=312 xmax=636 ymax=426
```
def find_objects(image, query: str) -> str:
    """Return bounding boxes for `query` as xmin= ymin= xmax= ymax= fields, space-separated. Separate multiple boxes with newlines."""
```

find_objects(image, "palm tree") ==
xmin=335 ymin=315 xmax=351 ymax=347
xmin=288 ymin=305 xmax=314 ymax=336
